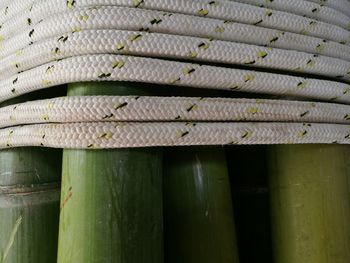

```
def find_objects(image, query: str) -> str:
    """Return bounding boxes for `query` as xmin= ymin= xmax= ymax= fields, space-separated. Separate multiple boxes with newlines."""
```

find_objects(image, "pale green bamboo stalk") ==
xmin=268 ymin=145 xmax=350 ymax=263
xmin=163 ymin=146 xmax=239 ymax=263
xmin=57 ymin=82 xmax=163 ymax=263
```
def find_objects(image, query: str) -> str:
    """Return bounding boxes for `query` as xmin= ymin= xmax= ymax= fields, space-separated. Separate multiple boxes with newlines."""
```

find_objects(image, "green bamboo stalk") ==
xmin=268 ymin=144 xmax=350 ymax=263
xmin=0 ymin=186 xmax=60 ymax=263
xmin=57 ymin=82 xmax=163 ymax=263
xmin=0 ymin=148 xmax=61 ymax=263
xmin=163 ymin=146 xmax=239 ymax=263
xmin=0 ymin=92 xmax=63 ymax=263
xmin=0 ymin=148 xmax=62 ymax=186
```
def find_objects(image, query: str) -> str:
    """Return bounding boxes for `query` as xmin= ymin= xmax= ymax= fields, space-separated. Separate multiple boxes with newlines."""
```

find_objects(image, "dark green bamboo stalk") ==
xmin=0 ymin=186 xmax=60 ymax=263
xmin=57 ymin=82 xmax=163 ymax=263
xmin=0 ymin=148 xmax=61 ymax=263
xmin=163 ymin=146 xmax=239 ymax=263
xmin=0 ymin=91 xmax=63 ymax=263
xmin=268 ymin=145 xmax=350 ymax=263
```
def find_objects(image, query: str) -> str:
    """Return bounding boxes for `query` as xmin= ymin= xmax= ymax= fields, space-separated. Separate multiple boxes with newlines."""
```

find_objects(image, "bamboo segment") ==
xmin=0 ymin=148 xmax=61 ymax=263
xmin=0 ymin=91 xmax=63 ymax=263
xmin=0 ymin=148 xmax=62 ymax=186
xmin=268 ymin=145 xmax=350 ymax=263
xmin=0 ymin=188 xmax=60 ymax=263
xmin=57 ymin=82 xmax=163 ymax=263
xmin=163 ymin=146 xmax=239 ymax=263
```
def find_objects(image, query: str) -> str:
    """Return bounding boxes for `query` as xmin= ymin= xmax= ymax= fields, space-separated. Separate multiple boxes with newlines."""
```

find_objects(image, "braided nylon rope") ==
xmin=2 ymin=30 xmax=350 ymax=81
xmin=306 ymin=0 xmax=350 ymax=17
xmin=2 ymin=96 xmax=350 ymax=128
xmin=3 ymin=9 xmax=350 ymax=61
xmin=3 ymin=55 xmax=350 ymax=104
xmin=0 ymin=0 xmax=350 ymax=149
xmin=233 ymin=0 xmax=350 ymax=29
xmin=1 ymin=1 xmax=350 ymax=45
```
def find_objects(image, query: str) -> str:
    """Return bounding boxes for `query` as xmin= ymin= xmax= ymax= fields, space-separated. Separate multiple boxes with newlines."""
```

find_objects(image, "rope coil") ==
xmin=0 ymin=0 xmax=350 ymax=148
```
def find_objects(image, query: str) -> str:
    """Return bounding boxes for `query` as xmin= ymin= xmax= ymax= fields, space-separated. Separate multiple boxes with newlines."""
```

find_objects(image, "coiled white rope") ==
xmin=3 ymin=54 xmax=350 ymax=104
xmin=2 ymin=96 xmax=350 ymax=128
xmin=3 ymin=122 xmax=350 ymax=149
xmin=0 ymin=0 xmax=350 ymax=149
xmin=233 ymin=0 xmax=350 ymax=29
xmin=2 ymin=29 xmax=350 ymax=82
xmin=306 ymin=0 xmax=350 ymax=17
xmin=5 ymin=54 xmax=350 ymax=103
xmin=2 ymin=7 xmax=350 ymax=62
xmin=0 ymin=1 xmax=350 ymax=45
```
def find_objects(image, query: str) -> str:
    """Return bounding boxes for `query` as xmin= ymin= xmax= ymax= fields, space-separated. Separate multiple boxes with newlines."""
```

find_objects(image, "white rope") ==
xmin=1 ymin=0 xmax=349 ymax=33
xmin=1 ymin=96 xmax=350 ymax=129
xmin=2 ymin=6 xmax=350 ymax=62
xmin=306 ymin=0 xmax=350 ymax=17
xmin=1 ymin=29 xmax=349 ymax=82
xmin=2 ymin=122 xmax=350 ymax=149
xmin=0 ymin=0 xmax=350 ymax=149
xmin=0 ymin=2 xmax=349 ymax=46
xmin=233 ymin=0 xmax=350 ymax=30
xmin=2 ymin=54 xmax=350 ymax=104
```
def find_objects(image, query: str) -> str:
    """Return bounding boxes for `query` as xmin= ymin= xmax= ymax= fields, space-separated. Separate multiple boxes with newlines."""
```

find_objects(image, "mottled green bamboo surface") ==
xmin=268 ymin=145 xmax=350 ymax=263
xmin=163 ymin=146 xmax=239 ymax=263
xmin=0 ymin=148 xmax=61 ymax=263
xmin=0 ymin=188 xmax=60 ymax=263
xmin=57 ymin=82 xmax=164 ymax=263
xmin=0 ymin=148 xmax=62 ymax=187
xmin=0 ymin=91 xmax=63 ymax=263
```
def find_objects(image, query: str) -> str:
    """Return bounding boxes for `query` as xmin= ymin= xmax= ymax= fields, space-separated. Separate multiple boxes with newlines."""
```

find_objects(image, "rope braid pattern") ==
xmin=0 ymin=0 xmax=349 ymax=149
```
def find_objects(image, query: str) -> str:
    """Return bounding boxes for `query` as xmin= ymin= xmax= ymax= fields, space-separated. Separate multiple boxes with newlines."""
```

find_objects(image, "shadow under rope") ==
xmin=226 ymin=145 xmax=273 ymax=263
